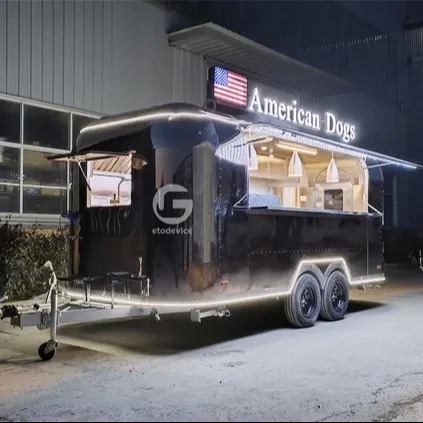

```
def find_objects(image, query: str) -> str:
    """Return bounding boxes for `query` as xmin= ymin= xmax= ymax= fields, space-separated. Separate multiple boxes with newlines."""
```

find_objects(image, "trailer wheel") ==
xmin=38 ymin=341 xmax=56 ymax=361
xmin=320 ymin=270 xmax=349 ymax=321
xmin=285 ymin=273 xmax=321 ymax=328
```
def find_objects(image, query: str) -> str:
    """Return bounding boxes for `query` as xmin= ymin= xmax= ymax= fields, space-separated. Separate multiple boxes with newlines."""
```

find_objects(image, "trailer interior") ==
xmin=245 ymin=131 xmax=370 ymax=215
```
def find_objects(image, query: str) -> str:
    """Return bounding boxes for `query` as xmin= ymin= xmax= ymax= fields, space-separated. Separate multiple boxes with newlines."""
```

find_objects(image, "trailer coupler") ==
xmin=190 ymin=307 xmax=231 ymax=323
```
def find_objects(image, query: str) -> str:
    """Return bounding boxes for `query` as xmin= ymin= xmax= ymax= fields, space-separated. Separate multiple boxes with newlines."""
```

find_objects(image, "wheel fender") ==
xmin=323 ymin=262 xmax=350 ymax=290
xmin=289 ymin=263 xmax=325 ymax=293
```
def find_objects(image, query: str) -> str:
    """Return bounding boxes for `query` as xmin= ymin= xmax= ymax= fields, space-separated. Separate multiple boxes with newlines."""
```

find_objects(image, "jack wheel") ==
xmin=320 ymin=270 xmax=349 ymax=321
xmin=285 ymin=273 xmax=321 ymax=328
xmin=38 ymin=341 xmax=56 ymax=361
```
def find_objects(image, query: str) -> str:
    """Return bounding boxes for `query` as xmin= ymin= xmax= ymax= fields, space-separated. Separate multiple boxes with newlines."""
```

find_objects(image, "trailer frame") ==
xmin=0 ymin=261 xmax=236 ymax=361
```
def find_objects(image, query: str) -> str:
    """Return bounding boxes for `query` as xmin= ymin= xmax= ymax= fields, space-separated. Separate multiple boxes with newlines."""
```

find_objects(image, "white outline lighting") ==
xmin=76 ymin=108 xmax=420 ymax=171
xmin=64 ymin=257 xmax=385 ymax=309
xmin=80 ymin=111 xmax=251 ymax=134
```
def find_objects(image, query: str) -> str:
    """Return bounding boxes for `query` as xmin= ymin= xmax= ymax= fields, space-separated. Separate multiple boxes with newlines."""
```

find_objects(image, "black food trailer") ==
xmin=1 ymin=103 xmax=422 ymax=361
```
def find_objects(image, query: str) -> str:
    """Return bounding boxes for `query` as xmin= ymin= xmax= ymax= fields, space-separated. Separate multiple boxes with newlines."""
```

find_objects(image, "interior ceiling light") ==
xmin=276 ymin=142 xmax=318 ymax=156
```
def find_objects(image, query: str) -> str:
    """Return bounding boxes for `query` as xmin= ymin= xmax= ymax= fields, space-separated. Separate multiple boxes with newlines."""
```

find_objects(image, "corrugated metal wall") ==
xmin=172 ymin=0 xmax=401 ymax=108
xmin=405 ymin=28 xmax=423 ymax=229
xmin=0 ymin=0 xmax=207 ymax=115
xmin=405 ymin=28 xmax=423 ymax=137
xmin=406 ymin=1 xmax=423 ymax=20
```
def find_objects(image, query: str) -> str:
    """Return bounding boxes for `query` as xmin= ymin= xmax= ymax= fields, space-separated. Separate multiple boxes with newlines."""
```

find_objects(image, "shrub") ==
xmin=0 ymin=220 xmax=70 ymax=301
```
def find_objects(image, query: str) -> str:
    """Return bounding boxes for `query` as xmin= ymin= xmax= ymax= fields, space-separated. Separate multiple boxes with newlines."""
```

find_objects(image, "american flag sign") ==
xmin=213 ymin=66 xmax=248 ymax=108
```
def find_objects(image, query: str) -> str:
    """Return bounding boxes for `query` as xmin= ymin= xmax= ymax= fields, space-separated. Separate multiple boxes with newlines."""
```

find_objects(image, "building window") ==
xmin=0 ymin=96 xmax=100 ymax=218
xmin=0 ymin=146 xmax=20 ymax=213
xmin=0 ymin=99 xmax=20 ymax=144
xmin=24 ymin=104 xmax=70 ymax=150
xmin=23 ymin=150 xmax=68 ymax=215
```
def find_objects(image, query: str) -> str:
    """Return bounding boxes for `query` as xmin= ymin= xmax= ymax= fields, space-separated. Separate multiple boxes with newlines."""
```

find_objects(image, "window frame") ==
xmin=0 ymin=93 xmax=102 ymax=222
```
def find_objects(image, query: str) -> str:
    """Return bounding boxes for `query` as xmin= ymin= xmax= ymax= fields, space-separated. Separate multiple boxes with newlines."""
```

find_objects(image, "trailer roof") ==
xmin=70 ymin=103 xmax=422 ymax=171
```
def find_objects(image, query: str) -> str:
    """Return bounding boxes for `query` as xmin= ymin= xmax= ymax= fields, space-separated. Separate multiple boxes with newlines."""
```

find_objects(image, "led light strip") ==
xmin=63 ymin=257 xmax=385 ymax=309
xmin=77 ymin=107 xmax=419 ymax=170
xmin=249 ymin=124 xmax=418 ymax=170
xmin=80 ymin=111 xmax=251 ymax=134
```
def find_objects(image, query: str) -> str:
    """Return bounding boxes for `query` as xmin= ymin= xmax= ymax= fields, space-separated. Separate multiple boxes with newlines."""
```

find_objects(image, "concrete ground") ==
xmin=1 ymin=267 xmax=423 ymax=422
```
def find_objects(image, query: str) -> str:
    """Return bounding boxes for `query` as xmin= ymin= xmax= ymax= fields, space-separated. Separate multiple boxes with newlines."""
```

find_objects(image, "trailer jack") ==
xmin=149 ymin=308 xmax=161 ymax=325
xmin=190 ymin=307 xmax=231 ymax=323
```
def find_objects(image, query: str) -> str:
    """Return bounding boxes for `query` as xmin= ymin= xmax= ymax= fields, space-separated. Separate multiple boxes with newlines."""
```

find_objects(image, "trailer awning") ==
xmin=48 ymin=151 xmax=135 ymax=163
xmin=246 ymin=124 xmax=423 ymax=170
xmin=168 ymin=22 xmax=354 ymax=96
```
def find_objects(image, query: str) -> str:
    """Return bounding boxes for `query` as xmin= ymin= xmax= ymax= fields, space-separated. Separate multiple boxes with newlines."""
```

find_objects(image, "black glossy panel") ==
xmin=76 ymin=118 xmax=384 ymax=299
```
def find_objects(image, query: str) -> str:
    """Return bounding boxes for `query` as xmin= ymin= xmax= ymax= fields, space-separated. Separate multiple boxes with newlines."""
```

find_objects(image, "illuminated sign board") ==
xmin=248 ymin=87 xmax=356 ymax=143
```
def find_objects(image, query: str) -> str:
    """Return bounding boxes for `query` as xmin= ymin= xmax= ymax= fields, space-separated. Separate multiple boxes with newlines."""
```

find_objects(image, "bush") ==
xmin=0 ymin=220 xmax=70 ymax=301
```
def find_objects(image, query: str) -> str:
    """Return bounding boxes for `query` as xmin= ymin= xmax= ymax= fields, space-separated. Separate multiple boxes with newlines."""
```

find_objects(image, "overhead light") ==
xmin=326 ymin=154 xmax=339 ymax=183
xmin=248 ymin=136 xmax=273 ymax=145
xmin=249 ymin=143 xmax=258 ymax=170
xmin=276 ymin=142 xmax=318 ymax=156
xmin=257 ymin=155 xmax=284 ymax=163
xmin=288 ymin=151 xmax=303 ymax=177
xmin=261 ymin=146 xmax=268 ymax=151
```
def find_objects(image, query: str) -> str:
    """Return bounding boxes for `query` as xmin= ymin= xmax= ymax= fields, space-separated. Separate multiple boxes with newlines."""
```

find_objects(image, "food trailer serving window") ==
xmin=243 ymin=130 xmax=369 ymax=215
xmin=48 ymin=150 xmax=147 ymax=208
xmin=217 ymin=122 xmax=422 ymax=217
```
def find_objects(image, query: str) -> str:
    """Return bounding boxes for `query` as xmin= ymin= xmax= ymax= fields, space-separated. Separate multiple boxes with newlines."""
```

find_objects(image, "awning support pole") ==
xmin=364 ymin=163 xmax=393 ymax=170
xmin=76 ymin=159 xmax=92 ymax=191
xmin=365 ymin=201 xmax=384 ymax=225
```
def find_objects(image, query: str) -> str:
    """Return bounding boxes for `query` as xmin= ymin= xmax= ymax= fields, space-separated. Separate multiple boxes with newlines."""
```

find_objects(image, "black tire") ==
xmin=284 ymin=273 xmax=322 ymax=328
xmin=320 ymin=270 xmax=349 ymax=321
xmin=38 ymin=342 xmax=56 ymax=361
